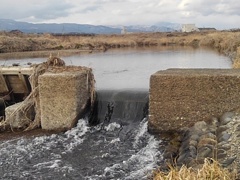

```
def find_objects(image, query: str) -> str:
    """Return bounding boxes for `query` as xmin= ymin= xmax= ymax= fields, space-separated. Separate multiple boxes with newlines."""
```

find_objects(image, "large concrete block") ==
xmin=39 ymin=67 xmax=92 ymax=131
xmin=149 ymin=69 xmax=240 ymax=133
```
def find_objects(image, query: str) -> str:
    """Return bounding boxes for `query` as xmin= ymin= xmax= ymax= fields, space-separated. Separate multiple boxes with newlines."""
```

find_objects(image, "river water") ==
xmin=0 ymin=47 xmax=231 ymax=179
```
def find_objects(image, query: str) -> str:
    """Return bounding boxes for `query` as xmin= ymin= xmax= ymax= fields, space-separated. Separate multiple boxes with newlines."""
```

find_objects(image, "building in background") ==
xmin=182 ymin=24 xmax=199 ymax=32
xmin=121 ymin=26 xmax=127 ymax=34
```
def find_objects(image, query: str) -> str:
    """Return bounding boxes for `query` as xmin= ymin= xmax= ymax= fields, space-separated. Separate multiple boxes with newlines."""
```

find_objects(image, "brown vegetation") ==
xmin=0 ymin=31 xmax=240 ymax=67
xmin=153 ymin=158 xmax=237 ymax=180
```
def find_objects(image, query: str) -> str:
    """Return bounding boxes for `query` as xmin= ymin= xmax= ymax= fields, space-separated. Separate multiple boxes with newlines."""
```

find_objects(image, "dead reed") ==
xmin=153 ymin=158 xmax=237 ymax=180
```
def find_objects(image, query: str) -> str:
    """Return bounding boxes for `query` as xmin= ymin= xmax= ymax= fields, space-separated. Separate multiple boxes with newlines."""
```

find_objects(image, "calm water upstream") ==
xmin=0 ymin=47 xmax=231 ymax=180
xmin=0 ymin=46 xmax=231 ymax=90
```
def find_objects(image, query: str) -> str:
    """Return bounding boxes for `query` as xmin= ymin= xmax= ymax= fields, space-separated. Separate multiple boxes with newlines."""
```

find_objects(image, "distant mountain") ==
xmin=0 ymin=19 xmax=121 ymax=34
xmin=0 ymin=19 xmax=181 ymax=34
xmin=113 ymin=22 xmax=181 ymax=33
xmin=154 ymin=22 xmax=182 ymax=31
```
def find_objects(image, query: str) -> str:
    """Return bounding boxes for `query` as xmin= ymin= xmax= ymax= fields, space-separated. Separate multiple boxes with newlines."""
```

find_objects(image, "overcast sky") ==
xmin=0 ymin=0 xmax=239 ymax=29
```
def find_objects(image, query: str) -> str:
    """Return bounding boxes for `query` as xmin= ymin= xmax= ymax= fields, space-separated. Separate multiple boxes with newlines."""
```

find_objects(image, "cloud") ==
xmin=0 ymin=0 xmax=239 ymax=29
xmin=178 ymin=0 xmax=240 ymax=16
xmin=0 ymin=0 xmax=73 ymax=22
xmin=79 ymin=5 xmax=101 ymax=14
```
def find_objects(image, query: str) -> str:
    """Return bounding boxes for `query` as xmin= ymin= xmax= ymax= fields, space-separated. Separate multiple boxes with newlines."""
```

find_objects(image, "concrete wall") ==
xmin=149 ymin=69 xmax=240 ymax=133
xmin=39 ymin=67 xmax=92 ymax=131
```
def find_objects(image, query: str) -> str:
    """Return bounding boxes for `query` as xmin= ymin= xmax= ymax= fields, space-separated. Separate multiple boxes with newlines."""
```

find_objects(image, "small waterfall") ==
xmin=89 ymin=89 xmax=149 ymax=126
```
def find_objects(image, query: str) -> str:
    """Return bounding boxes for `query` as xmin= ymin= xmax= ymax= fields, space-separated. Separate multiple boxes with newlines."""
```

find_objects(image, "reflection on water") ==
xmin=0 ymin=46 xmax=231 ymax=90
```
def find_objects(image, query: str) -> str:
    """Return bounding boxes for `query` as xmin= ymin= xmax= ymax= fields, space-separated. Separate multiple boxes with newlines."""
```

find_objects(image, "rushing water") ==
xmin=0 ymin=46 xmax=231 ymax=179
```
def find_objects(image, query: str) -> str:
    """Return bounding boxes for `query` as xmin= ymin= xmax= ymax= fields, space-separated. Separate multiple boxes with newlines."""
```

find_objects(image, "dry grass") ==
xmin=1 ymin=31 xmax=240 ymax=66
xmin=232 ymin=47 xmax=240 ymax=68
xmin=153 ymin=159 xmax=237 ymax=180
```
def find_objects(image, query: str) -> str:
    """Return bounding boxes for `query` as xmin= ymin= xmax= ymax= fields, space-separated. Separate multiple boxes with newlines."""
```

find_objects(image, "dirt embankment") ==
xmin=0 ymin=31 xmax=240 ymax=66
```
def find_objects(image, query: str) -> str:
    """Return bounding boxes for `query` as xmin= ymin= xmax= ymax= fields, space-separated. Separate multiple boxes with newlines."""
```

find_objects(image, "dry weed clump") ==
xmin=153 ymin=159 xmax=237 ymax=180
xmin=232 ymin=47 xmax=240 ymax=68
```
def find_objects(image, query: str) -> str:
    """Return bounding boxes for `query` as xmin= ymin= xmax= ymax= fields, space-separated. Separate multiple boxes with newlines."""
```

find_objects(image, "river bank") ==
xmin=0 ymin=31 xmax=240 ymax=67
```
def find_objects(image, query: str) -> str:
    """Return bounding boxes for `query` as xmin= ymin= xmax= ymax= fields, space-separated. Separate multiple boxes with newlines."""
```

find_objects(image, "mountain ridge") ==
xmin=0 ymin=19 xmax=181 ymax=34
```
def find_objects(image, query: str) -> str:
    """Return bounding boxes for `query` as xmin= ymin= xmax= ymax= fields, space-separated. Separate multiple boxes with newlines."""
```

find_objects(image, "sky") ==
xmin=0 ymin=0 xmax=239 ymax=29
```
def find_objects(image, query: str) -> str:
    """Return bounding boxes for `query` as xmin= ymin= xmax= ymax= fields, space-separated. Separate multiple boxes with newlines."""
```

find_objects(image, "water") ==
xmin=0 ymin=46 xmax=231 ymax=90
xmin=0 ymin=117 xmax=161 ymax=180
xmin=0 ymin=47 xmax=231 ymax=179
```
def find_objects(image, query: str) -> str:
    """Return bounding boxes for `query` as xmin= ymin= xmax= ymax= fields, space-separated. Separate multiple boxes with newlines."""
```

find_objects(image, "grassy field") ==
xmin=0 ymin=31 xmax=240 ymax=67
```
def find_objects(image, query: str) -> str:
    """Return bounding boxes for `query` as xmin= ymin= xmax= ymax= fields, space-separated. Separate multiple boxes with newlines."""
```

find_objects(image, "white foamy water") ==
xmin=0 ymin=117 xmax=162 ymax=180
xmin=0 ymin=119 xmax=89 ymax=179
xmin=86 ymin=119 xmax=162 ymax=180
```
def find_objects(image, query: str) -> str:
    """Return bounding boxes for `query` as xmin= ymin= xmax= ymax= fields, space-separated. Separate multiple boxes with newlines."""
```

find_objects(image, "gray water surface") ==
xmin=0 ymin=46 xmax=231 ymax=90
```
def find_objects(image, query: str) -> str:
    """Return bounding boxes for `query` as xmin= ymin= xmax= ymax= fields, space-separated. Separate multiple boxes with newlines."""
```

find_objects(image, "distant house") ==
xmin=121 ymin=26 xmax=127 ymax=34
xmin=181 ymin=24 xmax=199 ymax=32
xmin=121 ymin=26 xmax=133 ymax=34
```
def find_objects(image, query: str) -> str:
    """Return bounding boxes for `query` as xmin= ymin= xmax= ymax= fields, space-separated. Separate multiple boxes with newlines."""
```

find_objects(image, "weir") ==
xmin=89 ymin=89 xmax=149 ymax=125
xmin=0 ymin=47 xmax=237 ymax=179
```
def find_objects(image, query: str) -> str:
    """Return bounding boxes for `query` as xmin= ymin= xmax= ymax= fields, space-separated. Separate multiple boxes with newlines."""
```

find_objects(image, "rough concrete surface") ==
xmin=39 ymin=67 xmax=91 ymax=131
xmin=149 ymin=69 xmax=240 ymax=133
xmin=5 ymin=99 xmax=34 ymax=129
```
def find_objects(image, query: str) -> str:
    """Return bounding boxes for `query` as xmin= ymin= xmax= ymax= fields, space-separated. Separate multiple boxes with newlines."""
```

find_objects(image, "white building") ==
xmin=121 ymin=26 xmax=127 ymax=34
xmin=182 ymin=24 xmax=199 ymax=32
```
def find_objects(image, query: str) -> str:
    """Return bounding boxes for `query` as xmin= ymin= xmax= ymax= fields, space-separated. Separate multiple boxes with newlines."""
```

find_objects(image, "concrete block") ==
xmin=39 ymin=67 xmax=92 ymax=131
xmin=149 ymin=69 xmax=240 ymax=133
xmin=5 ymin=99 xmax=34 ymax=129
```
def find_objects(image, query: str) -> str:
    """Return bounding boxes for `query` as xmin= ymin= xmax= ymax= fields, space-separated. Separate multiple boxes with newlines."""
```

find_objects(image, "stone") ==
xmin=210 ymin=117 xmax=219 ymax=126
xmin=190 ymin=134 xmax=199 ymax=141
xmin=149 ymin=69 xmax=240 ymax=132
xmin=5 ymin=99 xmax=34 ymax=129
xmin=197 ymin=146 xmax=213 ymax=158
xmin=197 ymin=138 xmax=217 ymax=148
xmin=189 ymin=140 xmax=198 ymax=147
xmin=199 ymin=132 xmax=216 ymax=140
xmin=217 ymin=125 xmax=229 ymax=135
xmin=208 ymin=127 xmax=218 ymax=134
xmin=220 ymin=112 xmax=235 ymax=125
xmin=39 ymin=67 xmax=94 ymax=131
xmin=217 ymin=142 xmax=231 ymax=150
xmin=218 ymin=132 xmax=231 ymax=142
xmin=177 ymin=153 xmax=187 ymax=163
xmin=189 ymin=145 xmax=197 ymax=158
xmin=217 ymin=149 xmax=226 ymax=154
xmin=192 ymin=121 xmax=207 ymax=132
xmin=236 ymin=124 xmax=240 ymax=131
xmin=221 ymin=156 xmax=237 ymax=167
xmin=217 ymin=153 xmax=227 ymax=159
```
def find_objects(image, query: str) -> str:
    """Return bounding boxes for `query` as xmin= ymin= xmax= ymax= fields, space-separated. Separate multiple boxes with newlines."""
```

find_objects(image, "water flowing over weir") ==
xmin=90 ymin=89 xmax=149 ymax=124
xmin=0 ymin=47 xmax=232 ymax=179
xmin=0 ymin=90 xmax=162 ymax=180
